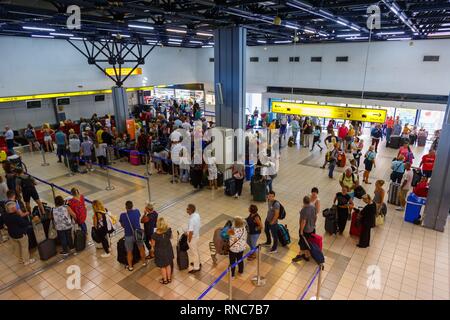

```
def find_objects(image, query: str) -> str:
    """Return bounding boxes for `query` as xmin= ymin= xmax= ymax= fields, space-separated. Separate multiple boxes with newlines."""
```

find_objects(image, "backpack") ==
xmin=341 ymin=172 xmax=356 ymax=184
xmin=276 ymin=201 xmax=286 ymax=220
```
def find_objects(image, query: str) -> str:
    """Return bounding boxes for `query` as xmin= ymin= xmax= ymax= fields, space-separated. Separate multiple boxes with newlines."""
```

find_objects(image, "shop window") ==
xmin=418 ymin=110 xmax=445 ymax=133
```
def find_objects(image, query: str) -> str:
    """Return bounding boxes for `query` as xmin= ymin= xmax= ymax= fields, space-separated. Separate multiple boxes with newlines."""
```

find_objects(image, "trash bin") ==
xmin=404 ymin=193 xmax=427 ymax=223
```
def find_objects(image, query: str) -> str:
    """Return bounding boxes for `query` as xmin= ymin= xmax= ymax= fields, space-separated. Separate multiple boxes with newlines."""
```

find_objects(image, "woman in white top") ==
xmin=206 ymin=156 xmax=218 ymax=190
xmin=227 ymin=216 xmax=248 ymax=278
xmin=310 ymin=187 xmax=320 ymax=227
xmin=0 ymin=176 xmax=8 ymax=201
xmin=52 ymin=195 xmax=77 ymax=255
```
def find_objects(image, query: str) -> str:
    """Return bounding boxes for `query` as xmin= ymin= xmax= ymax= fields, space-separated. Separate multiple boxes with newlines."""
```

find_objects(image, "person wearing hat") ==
xmin=141 ymin=201 xmax=158 ymax=259
xmin=357 ymin=194 xmax=377 ymax=248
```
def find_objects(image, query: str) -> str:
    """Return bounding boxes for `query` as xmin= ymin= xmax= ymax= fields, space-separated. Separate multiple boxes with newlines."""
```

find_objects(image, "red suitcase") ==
xmin=308 ymin=233 xmax=323 ymax=251
xmin=349 ymin=209 xmax=362 ymax=237
xmin=338 ymin=152 xmax=346 ymax=167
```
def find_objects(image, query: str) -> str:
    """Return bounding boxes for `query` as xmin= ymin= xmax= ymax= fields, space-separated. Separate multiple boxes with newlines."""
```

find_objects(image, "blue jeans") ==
xmin=265 ymin=179 xmax=273 ymax=193
xmin=247 ymin=233 xmax=261 ymax=249
xmin=328 ymin=162 xmax=336 ymax=178
xmin=264 ymin=221 xmax=279 ymax=251
xmin=6 ymin=139 xmax=14 ymax=153
xmin=57 ymin=229 xmax=73 ymax=253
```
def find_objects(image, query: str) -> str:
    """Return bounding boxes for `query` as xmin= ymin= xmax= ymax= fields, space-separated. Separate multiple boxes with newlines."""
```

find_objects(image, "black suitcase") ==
xmin=412 ymin=169 xmax=422 ymax=187
xmin=252 ymin=180 xmax=267 ymax=202
xmin=217 ymin=171 xmax=224 ymax=187
xmin=323 ymin=207 xmax=338 ymax=235
xmin=38 ymin=239 xmax=57 ymax=261
xmin=74 ymin=229 xmax=86 ymax=252
xmin=224 ymin=178 xmax=236 ymax=196
xmin=388 ymin=136 xmax=401 ymax=149
xmin=190 ymin=166 xmax=203 ymax=188
xmin=117 ymin=237 xmax=141 ymax=266
xmin=176 ymin=245 xmax=189 ymax=270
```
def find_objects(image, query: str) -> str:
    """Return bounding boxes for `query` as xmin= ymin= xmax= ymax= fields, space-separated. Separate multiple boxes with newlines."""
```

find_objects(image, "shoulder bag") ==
xmin=125 ymin=212 xmax=145 ymax=243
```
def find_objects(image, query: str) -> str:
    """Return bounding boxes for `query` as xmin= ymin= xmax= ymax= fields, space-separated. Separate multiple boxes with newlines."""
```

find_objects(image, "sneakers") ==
xmin=24 ymin=258 xmax=36 ymax=266
xmin=188 ymin=268 xmax=201 ymax=274
xmin=268 ymin=250 xmax=278 ymax=254
xmin=292 ymin=255 xmax=303 ymax=263
xmin=395 ymin=207 xmax=404 ymax=211
xmin=100 ymin=253 xmax=111 ymax=258
xmin=234 ymin=194 xmax=239 ymax=199
xmin=126 ymin=266 xmax=134 ymax=272
xmin=59 ymin=251 xmax=69 ymax=256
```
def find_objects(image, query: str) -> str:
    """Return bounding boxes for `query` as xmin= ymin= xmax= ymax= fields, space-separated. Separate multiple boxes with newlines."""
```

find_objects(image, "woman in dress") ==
xmin=42 ymin=124 xmax=55 ymax=152
xmin=357 ymin=194 xmax=377 ymax=248
xmin=151 ymin=217 xmax=174 ymax=285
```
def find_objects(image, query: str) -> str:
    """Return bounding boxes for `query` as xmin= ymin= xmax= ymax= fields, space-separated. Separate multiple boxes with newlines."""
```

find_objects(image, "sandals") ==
xmin=126 ymin=266 xmax=134 ymax=272
xmin=159 ymin=279 xmax=169 ymax=285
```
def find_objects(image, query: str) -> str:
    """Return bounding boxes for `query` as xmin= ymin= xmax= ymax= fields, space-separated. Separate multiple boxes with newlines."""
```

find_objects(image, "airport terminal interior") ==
xmin=0 ymin=0 xmax=449 ymax=301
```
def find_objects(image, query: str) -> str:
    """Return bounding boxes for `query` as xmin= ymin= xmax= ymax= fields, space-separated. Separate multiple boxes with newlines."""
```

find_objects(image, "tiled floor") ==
xmin=0 ymin=129 xmax=448 ymax=300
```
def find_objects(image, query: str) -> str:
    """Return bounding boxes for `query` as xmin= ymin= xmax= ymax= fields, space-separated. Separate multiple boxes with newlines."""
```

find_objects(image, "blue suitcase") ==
xmin=277 ymin=224 xmax=291 ymax=246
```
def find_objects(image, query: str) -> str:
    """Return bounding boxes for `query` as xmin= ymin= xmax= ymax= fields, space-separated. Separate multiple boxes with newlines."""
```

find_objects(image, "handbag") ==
xmin=125 ymin=212 xmax=145 ymax=243
xmin=376 ymin=214 xmax=385 ymax=226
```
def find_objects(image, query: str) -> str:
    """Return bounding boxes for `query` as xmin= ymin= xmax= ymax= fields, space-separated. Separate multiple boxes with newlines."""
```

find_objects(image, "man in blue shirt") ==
xmin=119 ymin=201 xmax=147 ymax=271
xmin=55 ymin=127 xmax=67 ymax=163
xmin=4 ymin=126 xmax=14 ymax=153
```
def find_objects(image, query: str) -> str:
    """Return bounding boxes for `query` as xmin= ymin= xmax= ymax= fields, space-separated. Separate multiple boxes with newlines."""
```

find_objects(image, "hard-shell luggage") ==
xmin=38 ymin=239 xmax=57 ymax=261
xmin=417 ymin=135 xmax=427 ymax=147
xmin=176 ymin=231 xmax=189 ymax=270
xmin=337 ymin=152 xmax=346 ymax=167
xmin=130 ymin=150 xmax=140 ymax=166
xmin=252 ymin=179 xmax=267 ymax=202
xmin=116 ymin=237 xmax=141 ymax=266
xmin=74 ymin=229 xmax=86 ymax=252
xmin=349 ymin=209 xmax=362 ymax=237
xmin=33 ymin=222 xmax=47 ymax=244
xmin=277 ymin=224 xmax=291 ymax=246
xmin=388 ymin=136 xmax=401 ymax=149
xmin=388 ymin=182 xmax=401 ymax=206
xmin=323 ymin=207 xmax=338 ymax=235
xmin=224 ymin=178 xmax=236 ymax=196
xmin=308 ymin=233 xmax=323 ymax=251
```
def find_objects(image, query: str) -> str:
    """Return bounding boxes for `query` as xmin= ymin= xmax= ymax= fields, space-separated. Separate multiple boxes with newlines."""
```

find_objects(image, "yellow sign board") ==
xmin=105 ymin=67 xmax=142 ymax=76
xmin=271 ymin=101 xmax=387 ymax=123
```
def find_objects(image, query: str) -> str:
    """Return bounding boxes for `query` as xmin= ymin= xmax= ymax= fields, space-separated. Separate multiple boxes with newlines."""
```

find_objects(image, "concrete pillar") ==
xmin=214 ymin=26 xmax=246 ymax=131
xmin=111 ymin=86 xmax=129 ymax=134
xmin=423 ymin=95 xmax=450 ymax=232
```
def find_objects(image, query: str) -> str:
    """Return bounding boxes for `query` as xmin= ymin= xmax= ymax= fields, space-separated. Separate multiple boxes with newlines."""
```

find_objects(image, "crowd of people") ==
xmin=0 ymin=101 xmax=442 ymax=291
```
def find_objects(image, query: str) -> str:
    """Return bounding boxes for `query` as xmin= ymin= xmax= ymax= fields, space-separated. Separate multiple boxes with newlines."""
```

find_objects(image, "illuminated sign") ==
xmin=104 ymin=67 xmax=142 ymax=76
xmin=271 ymin=101 xmax=387 ymax=123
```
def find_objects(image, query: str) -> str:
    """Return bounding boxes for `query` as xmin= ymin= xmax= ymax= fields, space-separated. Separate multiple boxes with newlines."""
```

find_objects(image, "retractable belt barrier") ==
xmin=298 ymin=265 xmax=323 ymax=300
xmin=197 ymin=245 xmax=261 ymax=300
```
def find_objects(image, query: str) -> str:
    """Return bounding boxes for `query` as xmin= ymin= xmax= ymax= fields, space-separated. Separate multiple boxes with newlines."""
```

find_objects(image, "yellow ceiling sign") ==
xmin=105 ymin=67 xmax=142 ymax=76
xmin=271 ymin=101 xmax=387 ymax=123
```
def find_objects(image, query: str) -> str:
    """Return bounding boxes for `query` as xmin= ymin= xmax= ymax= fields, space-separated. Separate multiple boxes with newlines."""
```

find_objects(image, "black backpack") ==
xmin=276 ymin=201 xmax=286 ymax=220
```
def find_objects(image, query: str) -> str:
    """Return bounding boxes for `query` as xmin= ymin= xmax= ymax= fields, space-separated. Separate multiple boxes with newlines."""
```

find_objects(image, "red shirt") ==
xmin=386 ymin=118 xmax=394 ymax=129
xmin=421 ymin=154 xmax=436 ymax=171
xmin=338 ymin=126 xmax=349 ymax=139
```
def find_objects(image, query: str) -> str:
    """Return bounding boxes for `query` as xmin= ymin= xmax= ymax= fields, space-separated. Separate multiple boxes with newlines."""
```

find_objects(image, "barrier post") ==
xmin=227 ymin=267 xmax=233 ymax=301
xmin=41 ymin=149 xmax=49 ymax=167
xmin=146 ymin=176 xmax=152 ymax=201
xmin=251 ymin=245 xmax=266 ymax=287
xmin=316 ymin=265 xmax=322 ymax=300
xmin=145 ymin=153 xmax=151 ymax=176
xmin=50 ymin=184 xmax=56 ymax=203
xmin=105 ymin=166 xmax=115 ymax=191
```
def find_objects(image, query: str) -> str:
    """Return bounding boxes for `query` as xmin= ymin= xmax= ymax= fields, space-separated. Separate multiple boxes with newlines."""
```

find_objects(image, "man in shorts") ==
xmin=119 ymin=201 xmax=147 ymax=271
xmin=15 ymin=168 xmax=45 ymax=216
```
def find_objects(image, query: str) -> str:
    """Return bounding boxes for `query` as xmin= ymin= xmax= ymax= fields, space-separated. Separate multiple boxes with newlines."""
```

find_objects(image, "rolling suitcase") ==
xmin=337 ymin=152 xmax=346 ymax=167
xmin=417 ymin=135 xmax=427 ymax=147
xmin=302 ymin=235 xmax=325 ymax=265
xmin=74 ymin=229 xmax=86 ymax=252
xmin=176 ymin=233 xmax=189 ymax=270
xmin=217 ymin=171 xmax=224 ymax=187
xmin=277 ymin=224 xmax=291 ymax=246
xmin=116 ymin=237 xmax=140 ymax=266
xmin=412 ymin=168 xmax=422 ymax=187
xmin=389 ymin=136 xmax=401 ymax=149
xmin=33 ymin=222 xmax=47 ymax=244
xmin=308 ymin=233 xmax=323 ymax=251
xmin=38 ymin=239 xmax=57 ymax=261
xmin=224 ymin=178 xmax=236 ymax=196
xmin=323 ymin=207 xmax=338 ymax=235
xmin=252 ymin=179 xmax=267 ymax=202
xmin=388 ymin=182 xmax=401 ymax=206
xmin=349 ymin=209 xmax=362 ymax=237
xmin=190 ymin=166 xmax=203 ymax=188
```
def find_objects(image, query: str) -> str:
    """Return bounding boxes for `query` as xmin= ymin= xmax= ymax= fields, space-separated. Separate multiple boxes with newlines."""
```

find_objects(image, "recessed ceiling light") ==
xmin=23 ymin=26 xmax=55 ymax=32
xmin=167 ymin=28 xmax=187 ymax=34
xmin=31 ymin=34 xmax=54 ymax=38
xmin=128 ymin=24 xmax=154 ymax=30
xmin=168 ymin=38 xmax=183 ymax=42
xmin=50 ymin=33 xmax=74 ymax=37
xmin=196 ymin=32 xmax=213 ymax=37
